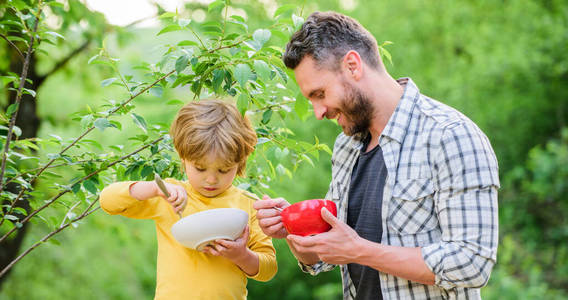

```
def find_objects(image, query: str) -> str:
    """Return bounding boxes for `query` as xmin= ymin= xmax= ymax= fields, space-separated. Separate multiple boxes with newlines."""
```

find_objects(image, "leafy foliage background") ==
xmin=0 ymin=0 xmax=566 ymax=299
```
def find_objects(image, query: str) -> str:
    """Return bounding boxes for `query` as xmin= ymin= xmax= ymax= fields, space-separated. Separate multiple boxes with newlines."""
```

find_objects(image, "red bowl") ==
xmin=281 ymin=199 xmax=337 ymax=236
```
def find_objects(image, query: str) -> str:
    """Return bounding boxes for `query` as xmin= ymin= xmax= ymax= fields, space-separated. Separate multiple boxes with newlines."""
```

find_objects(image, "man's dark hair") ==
xmin=283 ymin=11 xmax=381 ymax=70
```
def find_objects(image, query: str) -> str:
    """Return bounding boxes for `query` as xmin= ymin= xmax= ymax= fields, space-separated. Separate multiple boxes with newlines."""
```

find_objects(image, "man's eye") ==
xmin=317 ymin=92 xmax=325 ymax=99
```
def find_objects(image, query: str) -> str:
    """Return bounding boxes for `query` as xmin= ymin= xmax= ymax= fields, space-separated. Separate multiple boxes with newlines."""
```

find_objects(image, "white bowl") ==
xmin=171 ymin=208 xmax=249 ymax=251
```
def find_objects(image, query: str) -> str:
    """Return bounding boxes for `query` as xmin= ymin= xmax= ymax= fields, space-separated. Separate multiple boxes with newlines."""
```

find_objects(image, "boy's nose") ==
xmin=205 ymin=175 xmax=217 ymax=184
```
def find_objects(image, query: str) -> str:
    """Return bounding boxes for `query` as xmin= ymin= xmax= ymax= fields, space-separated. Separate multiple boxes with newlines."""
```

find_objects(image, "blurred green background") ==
xmin=1 ymin=0 xmax=567 ymax=299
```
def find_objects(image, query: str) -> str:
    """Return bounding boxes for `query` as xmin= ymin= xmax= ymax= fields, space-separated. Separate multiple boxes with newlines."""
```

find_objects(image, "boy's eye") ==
xmin=218 ymin=169 xmax=229 ymax=174
xmin=195 ymin=167 xmax=206 ymax=172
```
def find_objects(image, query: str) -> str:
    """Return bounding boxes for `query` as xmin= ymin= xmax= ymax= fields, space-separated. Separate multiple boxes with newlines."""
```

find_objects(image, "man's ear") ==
xmin=342 ymin=50 xmax=363 ymax=80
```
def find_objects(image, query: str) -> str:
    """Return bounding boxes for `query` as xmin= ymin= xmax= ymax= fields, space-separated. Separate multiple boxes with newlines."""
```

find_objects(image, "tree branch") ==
xmin=0 ymin=33 xmax=25 ymax=61
xmin=0 ymin=136 xmax=164 ymax=243
xmin=0 ymin=200 xmax=100 ymax=278
xmin=37 ymin=40 xmax=90 ymax=85
xmin=0 ymin=4 xmax=43 ymax=193
xmin=0 ymin=70 xmax=174 ymax=227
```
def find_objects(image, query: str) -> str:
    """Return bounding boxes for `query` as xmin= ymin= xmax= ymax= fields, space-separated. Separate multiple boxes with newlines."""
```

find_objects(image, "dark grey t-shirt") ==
xmin=347 ymin=136 xmax=387 ymax=300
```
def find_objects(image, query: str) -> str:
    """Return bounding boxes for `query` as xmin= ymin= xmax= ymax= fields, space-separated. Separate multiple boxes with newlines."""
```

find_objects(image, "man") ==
xmin=253 ymin=11 xmax=499 ymax=300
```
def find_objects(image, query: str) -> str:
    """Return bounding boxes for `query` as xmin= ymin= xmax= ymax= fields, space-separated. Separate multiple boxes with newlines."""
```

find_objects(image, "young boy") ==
xmin=100 ymin=99 xmax=277 ymax=299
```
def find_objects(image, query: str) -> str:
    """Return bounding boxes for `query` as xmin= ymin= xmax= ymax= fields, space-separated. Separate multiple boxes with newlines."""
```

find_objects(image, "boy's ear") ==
xmin=180 ymin=160 xmax=187 ymax=176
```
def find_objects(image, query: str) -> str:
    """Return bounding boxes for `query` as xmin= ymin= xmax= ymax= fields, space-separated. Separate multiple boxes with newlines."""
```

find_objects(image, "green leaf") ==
xmin=83 ymin=179 xmax=98 ymax=195
xmin=254 ymin=60 xmax=271 ymax=81
xmin=212 ymin=69 xmax=225 ymax=93
xmin=276 ymin=164 xmax=292 ymax=178
xmin=44 ymin=31 xmax=65 ymax=40
xmin=80 ymin=115 xmax=94 ymax=129
xmin=208 ymin=0 xmax=225 ymax=13
xmin=175 ymin=54 xmax=189 ymax=74
xmin=292 ymin=14 xmax=304 ymax=29
xmin=87 ymin=54 xmax=99 ymax=64
xmin=4 ymin=215 xmax=19 ymax=221
xmin=23 ymin=88 xmax=36 ymax=97
xmin=94 ymin=118 xmax=116 ymax=132
xmin=274 ymin=4 xmax=297 ymax=18
xmin=159 ymin=12 xmax=177 ymax=19
xmin=157 ymin=24 xmax=182 ymax=36
xmin=230 ymin=15 xmax=246 ymax=23
xmin=82 ymin=139 xmax=104 ymax=151
xmin=6 ymin=103 xmax=18 ymax=115
xmin=101 ymin=78 xmax=117 ymax=87
xmin=178 ymin=40 xmax=199 ymax=47
xmin=300 ymin=153 xmax=315 ymax=167
xmin=295 ymin=92 xmax=310 ymax=120
xmin=252 ymin=29 xmax=271 ymax=49
xmin=257 ymin=137 xmax=270 ymax=145
xmin=131 ymin=113 xmax=148 ymax=133
xmin=71 ymin=183 xmax=81 ymax=194
xmin=262 ymin=109 xmax=273 ymax=124
xmin=178 ymin=18 xmax=191 ymax=27
xmin=13 ymin=126 xmax=22 ymax=137
xmin=140 ymin=165 xmax=153 ymax=178
xmin=167 ymin=99 xmax=185 ymax=106
xmin=237 ymin=93 xmax=249 ymax=115
xmin=48 ymin=238 xmax=61 ymax=246
xmin=109 ymin=120 xmax=122 ymax=131
xmin=150 ymin=85 xmax=163 ymax=97
xmin=274 ymin=66 xmax=288 ymax=83
xmin=234 ymin=64 xmax=251 ymax=88
xmin=275 ymin=147 xmax=289 ymax=161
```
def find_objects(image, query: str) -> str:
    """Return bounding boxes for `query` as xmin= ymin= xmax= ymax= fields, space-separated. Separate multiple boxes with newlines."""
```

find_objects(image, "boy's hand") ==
xmin=202 ymin=225 xmax=250 ymax=261
xmin=155 ymin=182 xmax=187 ymax=215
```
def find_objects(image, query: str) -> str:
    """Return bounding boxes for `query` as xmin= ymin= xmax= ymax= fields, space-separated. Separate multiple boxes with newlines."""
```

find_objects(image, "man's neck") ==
xmin=364 ymin=72 xmax=404 ymax=150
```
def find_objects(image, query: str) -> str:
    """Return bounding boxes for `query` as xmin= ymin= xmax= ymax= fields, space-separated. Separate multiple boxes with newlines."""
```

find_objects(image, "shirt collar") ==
xmin=380 ymin=77 xmax=420 ymax=144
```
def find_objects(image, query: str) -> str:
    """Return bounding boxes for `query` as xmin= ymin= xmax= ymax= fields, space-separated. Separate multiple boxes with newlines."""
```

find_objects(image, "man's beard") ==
xmin=337 ymin=82 xmax=374 ymax=136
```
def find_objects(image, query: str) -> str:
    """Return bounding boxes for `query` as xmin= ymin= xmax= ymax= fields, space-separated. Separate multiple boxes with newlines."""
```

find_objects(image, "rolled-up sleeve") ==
xmin=422 ymin=122 xmax=500 ymax=289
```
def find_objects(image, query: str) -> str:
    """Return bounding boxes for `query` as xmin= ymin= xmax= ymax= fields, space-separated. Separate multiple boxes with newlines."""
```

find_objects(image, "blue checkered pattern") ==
xmin=299 ymin=78 xmax=500 ymax=300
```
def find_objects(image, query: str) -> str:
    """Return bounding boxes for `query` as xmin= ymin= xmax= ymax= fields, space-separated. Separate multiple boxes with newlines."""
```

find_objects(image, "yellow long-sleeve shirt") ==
xmin=99 ymin=179 xmax=277 ymax=300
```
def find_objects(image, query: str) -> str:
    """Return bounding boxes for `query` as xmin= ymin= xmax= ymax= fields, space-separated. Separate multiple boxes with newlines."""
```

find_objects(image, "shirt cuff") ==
xmin=297 ymin=260 xmax=336 ymax=276
xmin=247 ymin=252 xmax=277 ymax=282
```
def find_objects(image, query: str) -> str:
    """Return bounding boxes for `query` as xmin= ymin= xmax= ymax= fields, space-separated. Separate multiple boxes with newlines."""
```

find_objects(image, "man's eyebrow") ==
xmin=308 ymin=88 xmax=324 ymax=98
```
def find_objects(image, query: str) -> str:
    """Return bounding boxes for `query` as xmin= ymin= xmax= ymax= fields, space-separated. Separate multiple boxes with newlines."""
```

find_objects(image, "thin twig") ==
xmin=0 ymin=70 xmax=174 ymax=227
xmin=0 ymin=136 xmax=163 ymax=243
xmin=4 ymin=158 xmax=108 ymax=185
xmin=0 ymin=27 xmax=246 ymax=227
xmin=0 ymin=201 xmax=100 ymax=278
xmin=0 ymin=3 xmax=43 ymax=193
xmin=0 ymin=33 xmax=25 ymax=61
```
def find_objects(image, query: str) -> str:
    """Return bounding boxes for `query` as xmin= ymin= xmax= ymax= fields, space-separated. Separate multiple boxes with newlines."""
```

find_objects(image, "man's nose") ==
xmin=313 ymin=103 xmax=327 ymax=120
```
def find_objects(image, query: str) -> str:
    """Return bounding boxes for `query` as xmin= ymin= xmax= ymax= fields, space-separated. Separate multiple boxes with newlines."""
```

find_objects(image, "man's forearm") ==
xmin=354 ymin=238 xmax=435 ymax=285
xmin=286 ymin=239 xmax=320 ymax=265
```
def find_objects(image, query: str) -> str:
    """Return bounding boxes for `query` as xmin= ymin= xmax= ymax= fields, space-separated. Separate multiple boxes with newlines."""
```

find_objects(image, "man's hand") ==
xmin=287 ymin=207 xmax=362 ymax=265
xmin=253 ymin=195 xmax=290 ymax=239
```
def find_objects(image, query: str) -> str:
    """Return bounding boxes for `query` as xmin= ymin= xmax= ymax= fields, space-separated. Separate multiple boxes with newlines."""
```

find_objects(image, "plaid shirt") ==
xmin=299 ymin=78 xmax=500 ymax=300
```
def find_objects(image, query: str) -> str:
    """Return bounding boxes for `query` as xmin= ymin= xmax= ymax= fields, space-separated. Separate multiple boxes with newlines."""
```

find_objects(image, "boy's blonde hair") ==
xmin=170 ymin=99 xmax=257 ymax=176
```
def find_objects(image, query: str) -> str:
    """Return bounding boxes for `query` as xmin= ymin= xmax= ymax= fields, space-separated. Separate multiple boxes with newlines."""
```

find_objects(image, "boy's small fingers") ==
xmin=205 ymin=247 xmax=219 ymax=256
xmin=215 ymin=239 xmax=232 ymax=248
xmin=168 ymin=190 xmax=177 ymax=202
